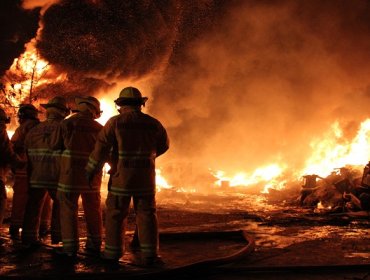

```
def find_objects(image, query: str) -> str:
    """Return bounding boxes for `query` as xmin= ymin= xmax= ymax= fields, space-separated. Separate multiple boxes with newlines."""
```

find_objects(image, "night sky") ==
xmin=0 ymin=0 xmax=40 ymax=76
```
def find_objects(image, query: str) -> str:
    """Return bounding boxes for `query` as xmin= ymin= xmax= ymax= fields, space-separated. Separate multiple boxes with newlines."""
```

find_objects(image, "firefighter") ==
xmin=9 ymin=104 xmax=41 ymax=239
xmin=0 ymin=108 xmax=18 ymax=239
xmin=21 ymin=96 xmax=70 ymax=248
xmin=50 ymin=96 xmax=103 ymax=258
xmin=86 ymin=87 xmax=169 ymax=266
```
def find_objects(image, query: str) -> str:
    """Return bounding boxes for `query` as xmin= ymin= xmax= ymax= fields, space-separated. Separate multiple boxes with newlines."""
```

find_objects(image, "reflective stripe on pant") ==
xmin=22 ymin=189 xmax=61 ymax=243
xmin=104 ymin=193 xmax=158 ymax=259
xmin=11 ymin=175 xmax=28 ymax=227
xmin=58 ymin=191 xmax=102 ymax=254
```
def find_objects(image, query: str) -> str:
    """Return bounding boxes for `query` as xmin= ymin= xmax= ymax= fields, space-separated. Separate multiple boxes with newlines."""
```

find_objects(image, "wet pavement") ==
xmin=0 ymin=190 xmax=369 ymax=279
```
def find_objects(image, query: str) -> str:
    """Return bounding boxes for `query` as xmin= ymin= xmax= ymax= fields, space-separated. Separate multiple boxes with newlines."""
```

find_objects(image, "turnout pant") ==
xmin=104 ymin=193 xmax=158 ymax=260
xmin=22 ymin=188 xmax=61 ymax=244
xmin=57 ymin=191 xmax=102 ymax=254
xmin=11 ymin=173 xmax=28 ymax=229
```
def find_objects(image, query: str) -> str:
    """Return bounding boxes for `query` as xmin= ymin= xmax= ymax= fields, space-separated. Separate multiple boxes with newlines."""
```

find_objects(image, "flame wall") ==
xmin=2 ymin=0 xmax=370 ymax=189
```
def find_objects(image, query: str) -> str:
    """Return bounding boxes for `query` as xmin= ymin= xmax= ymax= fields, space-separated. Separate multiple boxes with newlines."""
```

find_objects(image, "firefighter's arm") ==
xmin=156 ymin=124 xmax=169 ymax=157
xmin=85 ymin=119 xmax=114 ymax=181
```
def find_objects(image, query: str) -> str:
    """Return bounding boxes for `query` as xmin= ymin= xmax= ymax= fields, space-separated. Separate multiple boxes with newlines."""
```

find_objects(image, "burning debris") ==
xmin=299 ymin=165 xmax=370 ymax=215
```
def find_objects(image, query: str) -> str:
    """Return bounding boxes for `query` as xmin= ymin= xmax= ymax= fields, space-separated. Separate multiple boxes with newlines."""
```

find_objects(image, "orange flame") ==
xmin=156 ymin=169 xmax=173 ymax=191
xmin=212 ymin=164 xmax=285 ymax=190
xmin=7 ymin=130 xmax=15 ymax=139
xmin=302 ymin=120 xmax=370 ymax=177
xmin=4 ymin=41 xmax=50 ymax=105
xmin=96 ymin=98 xmax=117 ymax=125
xmin=211 ymin=119 xmax=370 ymax=193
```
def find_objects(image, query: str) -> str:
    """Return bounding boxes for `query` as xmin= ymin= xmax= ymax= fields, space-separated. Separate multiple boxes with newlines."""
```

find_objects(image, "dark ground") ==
xmin=0 ymin=189 xmax=369 ymax=280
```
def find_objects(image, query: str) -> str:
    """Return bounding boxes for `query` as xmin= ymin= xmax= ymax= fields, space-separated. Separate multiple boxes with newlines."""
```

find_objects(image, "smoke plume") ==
xmin=150 ymin=0 xmax=370 ymax=182
xmin=0 ymin=0 xmax=40 ymax=76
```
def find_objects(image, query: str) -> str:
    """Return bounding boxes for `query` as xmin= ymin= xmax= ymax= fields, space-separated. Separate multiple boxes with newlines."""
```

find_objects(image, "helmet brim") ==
xmin=40 ymin=103 xmax=69 ymax=111
xmin=114 ymin=97 xmax=148 ymax=106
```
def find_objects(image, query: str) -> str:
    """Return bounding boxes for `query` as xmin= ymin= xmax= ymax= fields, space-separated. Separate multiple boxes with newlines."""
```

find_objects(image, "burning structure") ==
xmin=2 ymin=0 xmax=370 ymax=196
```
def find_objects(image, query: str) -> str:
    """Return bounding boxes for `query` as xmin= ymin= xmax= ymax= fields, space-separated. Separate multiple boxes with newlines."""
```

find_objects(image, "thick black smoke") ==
xmin=36 ymin=0 xmax=226 ymax=81
xmin=0 ymin=0 xmax=40 ymax=76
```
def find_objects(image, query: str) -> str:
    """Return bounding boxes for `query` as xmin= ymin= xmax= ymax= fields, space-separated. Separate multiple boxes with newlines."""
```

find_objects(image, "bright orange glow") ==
xmin=156 ymin=169 xmax=172 ymax=191
xmin=211 ymin=118 xmax=370 ymax=193
xmin=102 ymin=163 xmax=111 ymax=174
xmin=302 ymin=119 xmax=370 ymax=177
xmin=212 ymin=164 xmax=285 ymax=189
xmin=7 ymin=130 xmax=15 ymax=139
xmin=3 ymin=41 xmax=60 ymax=108
xmin=8 ymin=45 xmax=50 ymax=102
xmin=97 ymin=98 xmax=117 ymax=125
xmin=316 ymin=201 xmax=332 ymax=210
xmin=10 ymin=48 xmax=49 ymax=74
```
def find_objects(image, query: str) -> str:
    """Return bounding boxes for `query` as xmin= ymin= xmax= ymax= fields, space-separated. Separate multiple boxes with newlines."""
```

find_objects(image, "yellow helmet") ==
xmin=40 ymin=96 xmax=69 ymax=112
xmin=114 ymin=87 xmax=148 ymax=106
xmin=75 ymin=96 xmax=102 ymax=118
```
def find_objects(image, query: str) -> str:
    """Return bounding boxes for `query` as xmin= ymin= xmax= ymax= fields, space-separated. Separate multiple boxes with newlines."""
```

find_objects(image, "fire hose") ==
xmin=59 ymin=230 xmax=256 ymax=280
xmin=0 ymin=230 xmax=255 ymax=279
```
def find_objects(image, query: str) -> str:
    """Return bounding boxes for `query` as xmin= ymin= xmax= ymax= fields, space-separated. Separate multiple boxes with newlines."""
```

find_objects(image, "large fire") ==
xmin=3 ymin=39 xmax=370 ymax=195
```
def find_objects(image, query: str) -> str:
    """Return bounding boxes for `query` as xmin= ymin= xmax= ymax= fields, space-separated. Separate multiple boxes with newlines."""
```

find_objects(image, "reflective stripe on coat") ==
xmin=25 ymin=118 xmax=63 ymax=189
xmin=86 ymin=109 xmax=169 ymax=196
xmin=51 ymin=112 xmax=103 ymax=193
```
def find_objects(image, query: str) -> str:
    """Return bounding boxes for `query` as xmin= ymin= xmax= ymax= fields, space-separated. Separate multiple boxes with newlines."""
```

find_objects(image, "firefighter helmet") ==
xmin=17 ymin=104 xmax=39 ymax=120
xmin=114 ymin=87 xmax=148 ymax=106
xmin=75 ymin=96 xmax=102 ymax=118
xmin=0 ymin=108 xmax=10 ymax=124
xmin=40 ymin=96 xmax=69 ymax=112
